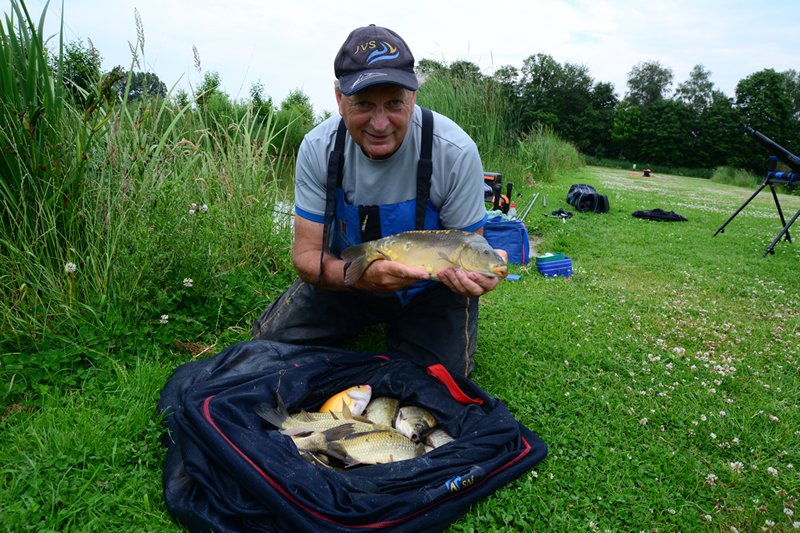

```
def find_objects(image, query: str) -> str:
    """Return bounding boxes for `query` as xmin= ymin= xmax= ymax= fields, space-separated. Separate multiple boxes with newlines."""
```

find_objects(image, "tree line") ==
xmin=59 ymin=39 xmax=800 ymax=175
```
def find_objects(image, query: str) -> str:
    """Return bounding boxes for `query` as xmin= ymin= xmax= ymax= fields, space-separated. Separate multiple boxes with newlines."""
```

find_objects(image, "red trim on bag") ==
xmin=426 ymin=364 xmax=484 ymax=405
xmin=203 ymin=394 xmax=533 ymax=528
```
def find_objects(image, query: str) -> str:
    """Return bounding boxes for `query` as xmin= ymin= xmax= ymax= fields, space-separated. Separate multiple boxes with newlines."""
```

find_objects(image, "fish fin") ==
xmin=322 ymin=423 xmax=355 ymax=442
xmin=254 ymin=402 xmax=286 ymax=429
xmin=343 ymin=255 xmax=369 ymax=286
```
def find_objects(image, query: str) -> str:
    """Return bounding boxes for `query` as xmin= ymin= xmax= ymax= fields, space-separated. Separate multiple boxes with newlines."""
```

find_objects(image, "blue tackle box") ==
xmin=535 ymin=253 xmax=573 ymax=277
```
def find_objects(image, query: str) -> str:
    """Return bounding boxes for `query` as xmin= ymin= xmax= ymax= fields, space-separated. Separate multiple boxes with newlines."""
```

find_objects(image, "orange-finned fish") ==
xmin=319 ymin=385 xmax=372 ymax=416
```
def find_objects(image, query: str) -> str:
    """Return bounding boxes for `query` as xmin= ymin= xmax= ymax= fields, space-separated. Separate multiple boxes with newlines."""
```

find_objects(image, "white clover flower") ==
xmin=702 ymin=514 xmax=712 ymax=522
xmin=200 ymin=204 xmax=208 ymax=212
xmin=765 ymin=519 xmax=775 ymax=527
xmin=191 ymin=202 xmax=198 ymax=209
xmin=730 ymin=461 xmax=743 ymax=473
xmin=792 ymin=520 xmax=799 ymax=529
xmin=160 ymin=314 xmax=169 ymax=324
xmin=786 ymin=507 xmax=795 ymax=517
xmin=719 ymin=410 xmax=727 ymax=417
xmin=710 ymin=433 xmax=717 ymax=440
xmin=705 ymin=473 xmax=718 ymax=485
xmin=768 ymin=414 xmax=780 ymax=423
xmin=183 ymin=278 xmax=194 ymax=288
xmin=188 ymin=209 xmax=196 ymax=215
xmin=639 ymin=418 xmax=648 ymax=426
xmin=767 ymin=467 xmax=778 ymax=477
xmin=700 ymin=414 xmax=707 ymax=422
xmin=64 ymin=261 xmax=77 ymax=274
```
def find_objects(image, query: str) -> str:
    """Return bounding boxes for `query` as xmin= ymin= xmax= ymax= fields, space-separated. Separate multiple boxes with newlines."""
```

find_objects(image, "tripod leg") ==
xmin=764 ymin=208 xmax=800 ymax=255
xmin=769 ymin=183 xmax=792 ymax=242
xmin=714 ymin=180 xmax=769 ymax=236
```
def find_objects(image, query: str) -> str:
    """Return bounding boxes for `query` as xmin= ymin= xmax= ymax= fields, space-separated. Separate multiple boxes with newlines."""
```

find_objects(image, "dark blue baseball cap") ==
xmin=334 ymin=25 xmax=419 ymax=96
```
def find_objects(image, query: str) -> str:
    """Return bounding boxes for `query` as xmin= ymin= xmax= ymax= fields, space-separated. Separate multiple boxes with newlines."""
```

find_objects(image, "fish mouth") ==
xmin=493 ymin=265 xmax=509 ymax=279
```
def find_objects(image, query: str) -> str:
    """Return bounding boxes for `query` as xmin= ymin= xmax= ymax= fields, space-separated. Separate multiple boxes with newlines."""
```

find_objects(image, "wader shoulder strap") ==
xmin=415 ymin=107 xmax=434 ymax=230
xmin=318 ymin=119 xmax=348 ymax=286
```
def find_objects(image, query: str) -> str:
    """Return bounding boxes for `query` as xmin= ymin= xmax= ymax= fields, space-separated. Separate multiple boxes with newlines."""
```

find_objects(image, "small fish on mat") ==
xmin=341 ymin=230 xmax=508 ymax=286
xmin=394 ymin=405 xmax=437 ymax=443
xmin=319 ymin=385 xmax=372 ymax=416
xmin=324 ymin=427 xmax=425 ymax=466
xmin=423 ymin=428 xmax=455 ymax=453
xmin=362 ymin=396 xmax=400 ymax=427
xmin=255 ymin=392 xmax=378 ymax=435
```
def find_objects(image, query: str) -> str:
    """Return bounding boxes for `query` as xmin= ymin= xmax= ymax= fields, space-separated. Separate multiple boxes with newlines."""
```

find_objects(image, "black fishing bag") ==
xmin=158 ymin=340 xmax=547 ymax=532
xmin=566 ymin=183 xmax=609 ymax=213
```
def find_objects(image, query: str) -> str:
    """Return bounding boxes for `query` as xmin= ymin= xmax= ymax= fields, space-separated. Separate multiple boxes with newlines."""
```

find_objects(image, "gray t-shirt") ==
xmin=294 ymin=105 xmax=486 ymax=231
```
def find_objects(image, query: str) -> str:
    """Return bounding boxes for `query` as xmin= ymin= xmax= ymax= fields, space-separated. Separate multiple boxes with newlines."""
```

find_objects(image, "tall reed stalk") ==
xmin=416 ymin=70 xmax=511 ymax=161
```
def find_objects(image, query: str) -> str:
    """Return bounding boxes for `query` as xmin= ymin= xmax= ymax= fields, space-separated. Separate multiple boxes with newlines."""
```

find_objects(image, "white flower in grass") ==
xmin=710 ymin=433 xmax=717 ymax=440
xmin=767 ymin=467 xmax=778 ymax=477
xmin=188 ymin=209 xmax=196 ymax=215
xmin=639 ymin=418 xmax=648 ymax=426
xmin=183 ymin=278 xmax=194 ymax=288
xmin=768 ymin=414 xmax=780 ymax=423
xmin=730 ymin=461 xmax=744 ymax=473
xmin=200 ymin=204 xmax=208 ymax=212
xmin=702 ymin=514 xmax=712 ymax=522
xmin=786 ymin=507 xmax=795 ymax=517
xmin=730 ymin=527 xmax=739 ymax=533
xmin=765 ymin=519 xmax=775 ymax=527
xmin=64 ymin=261 xmax=77 ymax=274
xmin=160 ymin=314 xmax=169 ymax=324
xmin=792 ymin=520 xmax=800 ymax=528
xmin=705 ymin=473 xmax=718 ymax=486
xmin=191 ymin=203 xmax=198 ymax=209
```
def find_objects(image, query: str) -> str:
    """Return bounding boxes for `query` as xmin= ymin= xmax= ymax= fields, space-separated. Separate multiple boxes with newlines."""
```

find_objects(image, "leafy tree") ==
xmin=576 ymin=81 xmax=619 ymax=157
xmin=639 ymin=99 xmax=695 ymax=166
xmin=249 ymin=80 xmax=275 ymax=124
xmin=611 ymin=101 xmax=641 ymax=160
xmin=735 ymin=69 xmax=796 ymax=171
xmin=275 ymin=89 xmax=315 ymax=154
xmin=449 ymin=60 xmax=483 ymax=81
xmin=675 ymin=64 xmax=714 ymax=114
xmin=417 ymin=58 xmax=447 ymax=77
xmin=54 ymin=39 xmax=102 ymax=107
xmin=626 ymin=61 xmax=674 ymax=107
xmin=195 ymin=71 xmax=222 ymax=108
xmin=114 ymin=70 xmax=167 ymax=102
xmin=695 ymin=90 xmax=742 ymax=168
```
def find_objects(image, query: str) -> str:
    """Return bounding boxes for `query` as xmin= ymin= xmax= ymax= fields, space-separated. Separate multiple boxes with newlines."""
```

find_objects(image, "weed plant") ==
xmin=416 ymin=69 xmax=512 ymax=163
xmin=517 ymin=125 xmax=584 ymax=182
xmin=0 ymin=1 xmax=293 ymax=399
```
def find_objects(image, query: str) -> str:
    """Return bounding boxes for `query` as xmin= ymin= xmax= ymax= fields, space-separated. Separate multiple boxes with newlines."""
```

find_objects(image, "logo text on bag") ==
xmin=444 ymin=473 xmax=476 ymax=493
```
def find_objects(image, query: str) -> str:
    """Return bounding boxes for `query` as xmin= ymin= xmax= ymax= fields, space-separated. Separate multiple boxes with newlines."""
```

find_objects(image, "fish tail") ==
xmin=254 ymin=402 xmax=286 ymax=428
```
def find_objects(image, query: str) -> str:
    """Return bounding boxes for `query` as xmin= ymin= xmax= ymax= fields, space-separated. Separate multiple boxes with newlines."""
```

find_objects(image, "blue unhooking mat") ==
xmin=158 ymin=340 xmax=547 ymax=532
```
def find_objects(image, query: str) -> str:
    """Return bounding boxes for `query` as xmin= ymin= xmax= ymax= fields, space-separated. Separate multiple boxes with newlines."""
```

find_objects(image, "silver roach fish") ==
xmin=341 ymin=230 xmax=508 ymax=286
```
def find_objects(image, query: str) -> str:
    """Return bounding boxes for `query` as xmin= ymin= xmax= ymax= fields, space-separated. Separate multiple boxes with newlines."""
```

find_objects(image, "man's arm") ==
xmin=292 ymin=216 xmax=431 ymax=292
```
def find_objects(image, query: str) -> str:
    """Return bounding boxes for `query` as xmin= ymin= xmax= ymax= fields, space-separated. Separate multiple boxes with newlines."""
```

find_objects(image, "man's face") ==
xmin=336 ymin=84 xmax=416 ymax=160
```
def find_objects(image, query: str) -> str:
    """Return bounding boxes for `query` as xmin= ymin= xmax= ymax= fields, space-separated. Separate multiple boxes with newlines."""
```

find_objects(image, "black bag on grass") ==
xmin=158 ymin=340 xmax=547 ymax=532
xmin=566 ymin=183 xmax=609 ymax=213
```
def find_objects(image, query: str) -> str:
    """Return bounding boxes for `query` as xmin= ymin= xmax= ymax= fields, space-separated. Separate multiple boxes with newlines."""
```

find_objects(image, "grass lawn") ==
xmin=2 ymin=166 xmax=799 ymax=532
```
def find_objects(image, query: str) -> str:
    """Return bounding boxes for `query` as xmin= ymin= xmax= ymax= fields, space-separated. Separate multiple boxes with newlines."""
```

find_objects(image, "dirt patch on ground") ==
xmin=529 ymin=234 xmax=543 ymax=257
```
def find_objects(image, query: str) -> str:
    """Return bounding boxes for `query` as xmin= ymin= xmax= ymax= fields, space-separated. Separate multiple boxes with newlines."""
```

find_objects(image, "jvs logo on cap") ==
xmin=353 ymin=40 xmax=400 ymax=65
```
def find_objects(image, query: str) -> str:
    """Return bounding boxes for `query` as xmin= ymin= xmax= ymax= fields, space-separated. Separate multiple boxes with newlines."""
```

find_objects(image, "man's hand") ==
xmin=435 ymin=249 xmax=508 ymax=297
xmin=350 ymin=260 xmax=430 ymax=292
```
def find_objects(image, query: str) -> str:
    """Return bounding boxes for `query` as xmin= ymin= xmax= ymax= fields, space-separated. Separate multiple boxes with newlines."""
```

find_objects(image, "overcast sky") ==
xmin=17 ymin=0 xmax=800 ymax=116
